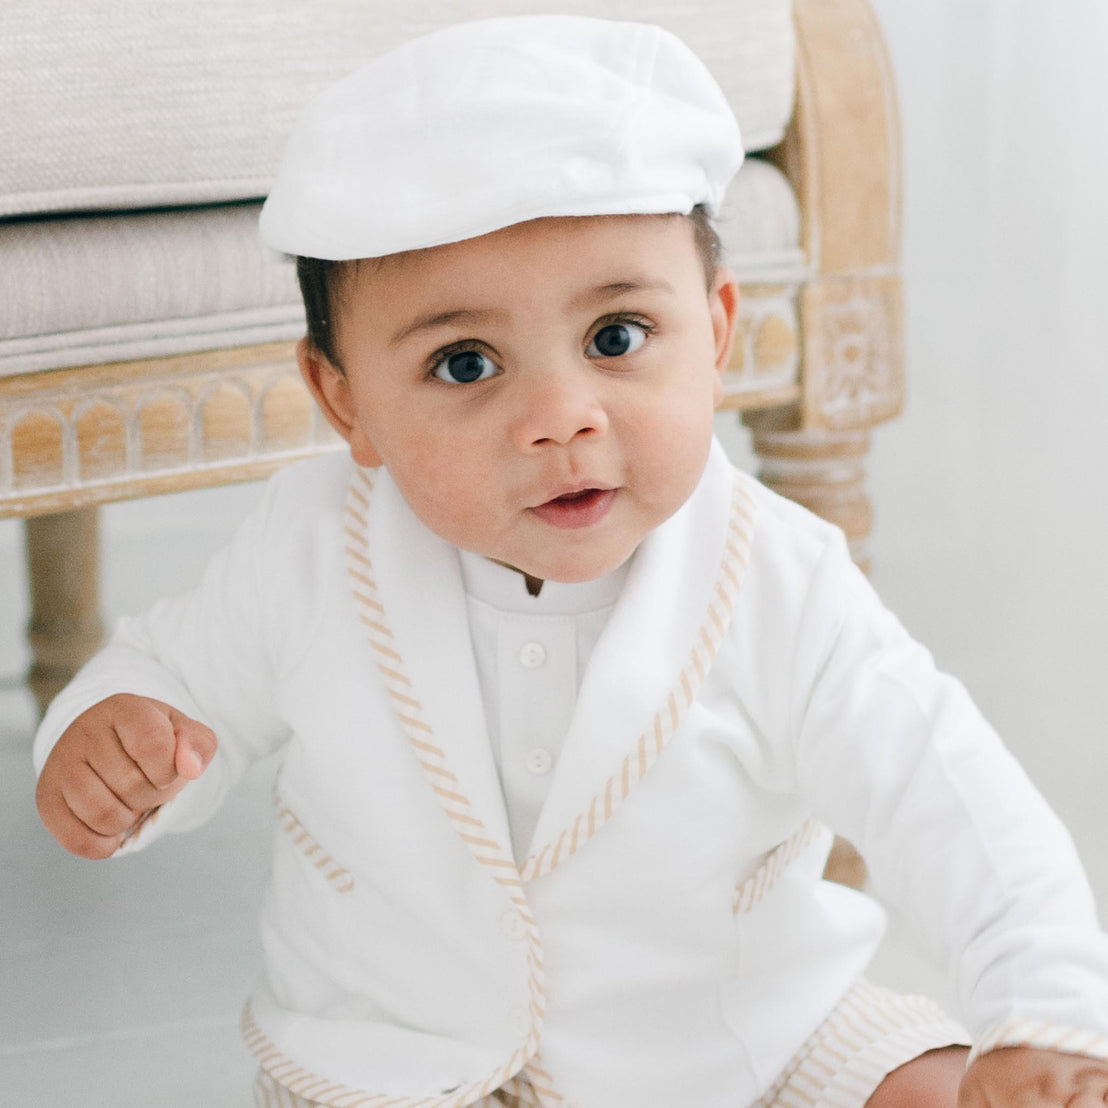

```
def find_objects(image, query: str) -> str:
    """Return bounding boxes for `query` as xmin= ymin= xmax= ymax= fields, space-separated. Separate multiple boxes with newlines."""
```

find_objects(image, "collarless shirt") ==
xmin=458 ymin=551 xmax=628 ymax=861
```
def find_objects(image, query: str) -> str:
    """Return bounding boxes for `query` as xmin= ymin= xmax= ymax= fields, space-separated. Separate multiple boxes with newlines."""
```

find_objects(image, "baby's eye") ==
xmin=432 ymin=349 xmax=498 ymax=384
xmin=587 ymin=322 xmax=649 ymax=359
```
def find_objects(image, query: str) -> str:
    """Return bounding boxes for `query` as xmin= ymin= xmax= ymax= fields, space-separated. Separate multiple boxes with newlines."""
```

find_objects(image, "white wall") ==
xmin=861 ymin=0 xmax=1108 ymax=906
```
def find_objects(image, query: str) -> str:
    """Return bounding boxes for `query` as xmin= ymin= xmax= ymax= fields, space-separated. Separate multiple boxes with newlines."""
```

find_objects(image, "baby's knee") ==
xmin=865 ymin=1046 xmax=970 ymax=1108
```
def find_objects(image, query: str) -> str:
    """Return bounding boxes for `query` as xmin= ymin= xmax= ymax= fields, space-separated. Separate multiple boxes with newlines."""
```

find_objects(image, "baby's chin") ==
xmin=496 ymin=548 xmax=638 ymax=587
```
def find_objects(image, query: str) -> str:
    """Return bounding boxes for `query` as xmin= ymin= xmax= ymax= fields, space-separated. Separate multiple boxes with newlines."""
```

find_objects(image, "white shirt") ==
xmin=458 ymin=551 xmax=628 ymax=860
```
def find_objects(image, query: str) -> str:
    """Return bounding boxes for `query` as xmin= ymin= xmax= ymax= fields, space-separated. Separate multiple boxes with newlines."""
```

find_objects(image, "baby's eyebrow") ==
xmin=388 ymin=278 xmax=674 ymax=347
xmin=571 ymin=278 xmax=675 ymax=308
xmin=389 ymin=308 xmax=508 ymax=348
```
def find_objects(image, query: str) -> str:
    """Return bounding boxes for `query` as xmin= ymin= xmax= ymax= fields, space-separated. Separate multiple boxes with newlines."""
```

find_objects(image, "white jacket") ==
xmin=34 ymin=440 xmax=1108 ymax=1108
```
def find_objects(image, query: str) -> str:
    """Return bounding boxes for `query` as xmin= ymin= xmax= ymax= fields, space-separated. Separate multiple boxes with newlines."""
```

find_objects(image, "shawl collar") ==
xmin=524 ymin=440 xmax=745 ymax=869
xmin=348 ymin=440 xmax=754 ymax=883
xmin=364 ymin=468 xmax=515 ymax=861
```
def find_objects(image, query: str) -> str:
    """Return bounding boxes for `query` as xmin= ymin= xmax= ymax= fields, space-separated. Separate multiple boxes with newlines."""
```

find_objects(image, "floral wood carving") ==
xmin=804 ymin=276 xmax=904 ymax=430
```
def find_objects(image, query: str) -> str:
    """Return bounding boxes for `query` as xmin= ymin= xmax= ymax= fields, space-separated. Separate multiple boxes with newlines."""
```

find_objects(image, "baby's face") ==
xmin=301 ymin=214 xmax=738 ymax=583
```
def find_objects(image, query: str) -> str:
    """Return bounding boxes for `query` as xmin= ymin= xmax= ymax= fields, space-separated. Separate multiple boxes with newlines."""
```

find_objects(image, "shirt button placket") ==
xmin=526 ymin=748 xmax=553 ymax=776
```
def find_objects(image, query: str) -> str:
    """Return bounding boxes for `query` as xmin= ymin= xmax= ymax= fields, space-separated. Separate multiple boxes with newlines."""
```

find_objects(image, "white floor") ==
xmin=0 ymin=485 xmax=276 ymax=1106
xmin=3 ymin=5 xmax=1107 ymax=1104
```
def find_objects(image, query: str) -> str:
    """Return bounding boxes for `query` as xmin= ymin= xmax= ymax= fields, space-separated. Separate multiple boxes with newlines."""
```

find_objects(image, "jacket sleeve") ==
xmin=32 ymin=473 xmax=296 ymax=851
xmin=790 ymin=529 xmax=1108 ymax=1062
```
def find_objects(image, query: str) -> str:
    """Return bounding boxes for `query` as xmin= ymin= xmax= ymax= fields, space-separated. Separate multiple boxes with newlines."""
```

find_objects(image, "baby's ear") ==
xmin=709 ymin=266 xmax=740 ymax=378
xmin=296 ymin=338 xmax=382 ymax=467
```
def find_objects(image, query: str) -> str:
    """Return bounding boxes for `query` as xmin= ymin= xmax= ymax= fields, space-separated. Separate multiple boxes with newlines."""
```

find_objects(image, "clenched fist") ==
xmin=960 ymin=1046 xmax=1108 ymax=1108
xmin=36 ymin=693 xmax=217 ymax=859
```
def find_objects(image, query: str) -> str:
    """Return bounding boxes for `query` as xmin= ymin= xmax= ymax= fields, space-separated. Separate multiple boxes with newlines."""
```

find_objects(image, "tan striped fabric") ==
xmin=517 ymin=473 xmax=759 ymax=883
xmin=970 ymin=1020 xmax=1108 ymax=1064
xmin=756 ymin=979 xmax=969 ymax=1108
xmin=342 ymin=468 xmax=553 ymax=1103
xmin=253 ymin=979 xmax=968 ymax=1108
xmin=254 ymin=1069 xmax=536 ymax=1108
xmin=272 ymin=791 xmax=355 ymax=894
xmin=733 ymin=818 xmax=825 ymax=916
xmin=310 ymin=464 xmax=756 ymax=1107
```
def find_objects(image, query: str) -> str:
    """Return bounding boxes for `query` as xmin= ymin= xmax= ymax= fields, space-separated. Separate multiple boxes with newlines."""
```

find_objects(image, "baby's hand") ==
xmin=36 ymin=693 xmax=217 ymax=859
xmin=961 ymin=1046 xmax=1108 ymax=1107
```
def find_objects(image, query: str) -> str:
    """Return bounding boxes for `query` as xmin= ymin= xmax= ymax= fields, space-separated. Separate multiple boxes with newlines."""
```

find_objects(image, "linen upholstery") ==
xmin=0 ymin=159 xmax=800 ymax=377
xmin=0 ymin=0 xmax=793 ymax=219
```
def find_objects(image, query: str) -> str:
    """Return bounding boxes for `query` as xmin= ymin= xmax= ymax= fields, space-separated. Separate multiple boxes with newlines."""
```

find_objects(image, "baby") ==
xmin=32 ymin=15 xmax=1108 ymax=1108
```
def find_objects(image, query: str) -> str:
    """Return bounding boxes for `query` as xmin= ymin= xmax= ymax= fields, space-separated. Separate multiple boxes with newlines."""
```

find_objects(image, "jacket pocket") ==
xmin=273 ymin=790 xmax=355 ymax=894
xmin=732 ymin=817 xmax=824 ymax=915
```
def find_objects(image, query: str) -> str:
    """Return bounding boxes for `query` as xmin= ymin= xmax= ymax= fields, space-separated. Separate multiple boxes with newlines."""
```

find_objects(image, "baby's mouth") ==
xmin=531 ymin=487 xmax=616 ymax=529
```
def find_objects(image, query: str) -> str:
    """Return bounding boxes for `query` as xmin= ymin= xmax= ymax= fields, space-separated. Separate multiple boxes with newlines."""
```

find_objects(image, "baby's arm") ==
xmin=36 ymin=693 xmax=217 ymax=859
xmin=781 ymin=524 xmax=1108 ymax=1067
xmin=963 ymin=1046 xmax=1108 ymax=1106
xmin=30 ymin=462 xmax=338 ymax=851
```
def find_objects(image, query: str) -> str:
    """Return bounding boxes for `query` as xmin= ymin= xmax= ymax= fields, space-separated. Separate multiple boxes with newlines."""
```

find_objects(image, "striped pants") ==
xmin=754 ymin=978 xmax=970 ymax=1108
xmin=254 ymin=978 xmax=970 ymax=1108
xmin=254 ymin=1080 xmax=526 ymax=1108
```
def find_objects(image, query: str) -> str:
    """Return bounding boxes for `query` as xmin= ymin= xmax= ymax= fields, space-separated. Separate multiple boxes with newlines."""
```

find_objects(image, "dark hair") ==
xmin=686 ymin=203 xmax=724 ymax=285
xmin=296 ymin=204 xmax=723 ymax=372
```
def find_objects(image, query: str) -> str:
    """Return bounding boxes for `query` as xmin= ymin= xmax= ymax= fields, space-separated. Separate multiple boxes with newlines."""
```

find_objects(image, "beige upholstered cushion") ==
xmin=0 ymin=159 xmax=801 ymax=377
xmin=1 ymin=0 xmax=793 ymax=218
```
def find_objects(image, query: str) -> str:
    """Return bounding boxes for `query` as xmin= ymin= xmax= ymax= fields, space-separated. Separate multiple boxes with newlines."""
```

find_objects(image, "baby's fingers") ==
xmin=105 ymin=697 xmax=215 ymax=792
xmin=109 ymin=696 xmax=183 ymax=789
xmin=37 ymin=764 xmax=130 ymax=860
xmin=82 ymin=727 xmax=164 ymax=814
xmin=164 ymin=707 xmax=217 ymax=782
xmin=80 ymin=699 xmax=214 ymax=812
xmin=63 ymin=762 xmax=140 ymax=840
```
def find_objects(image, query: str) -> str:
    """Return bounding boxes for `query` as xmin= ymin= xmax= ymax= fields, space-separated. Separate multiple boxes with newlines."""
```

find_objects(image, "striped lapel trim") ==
xmin=732 ymin=818 xmax=827 ymax=915
xmin=325 ymin=465 xmax=760 ymax=1106
xmin=520 ymin=470 xmax=758 ymax=883
xmin=341 ymin=467 xmax=563 ymax=1107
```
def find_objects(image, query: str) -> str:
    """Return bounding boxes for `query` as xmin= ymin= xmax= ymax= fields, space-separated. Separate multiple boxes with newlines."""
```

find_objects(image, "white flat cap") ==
xmin=259 ymin=14 xmax=744 ymax=260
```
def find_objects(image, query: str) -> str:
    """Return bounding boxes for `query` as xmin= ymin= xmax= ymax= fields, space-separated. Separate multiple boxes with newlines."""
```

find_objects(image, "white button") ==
xmin=525 ymin=748 xmax=553 ymax=776
xmin=509 ymin=1006 xmax=530 ymax=1035
xmin=518 ymin=641 xmax=546 ymax=669
xmin=501 ymin=909 xmax=527 ymax=940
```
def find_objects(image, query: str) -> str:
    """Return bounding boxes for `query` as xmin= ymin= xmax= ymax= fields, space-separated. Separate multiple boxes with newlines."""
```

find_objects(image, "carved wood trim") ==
xmin=774 ymin=0 xmax=905 ymax=433
xmin=801 ymin=274 xmax=904 ymax=430
xmin=0 ymin=342 xmax=344 ymax=519
xmin=722 ymin=282 xmax=802 ymax=403
xmin=786 ymin=0 xmax=902 ymax=275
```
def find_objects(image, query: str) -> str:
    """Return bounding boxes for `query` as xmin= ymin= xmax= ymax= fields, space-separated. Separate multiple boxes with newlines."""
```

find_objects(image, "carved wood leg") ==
xmin=744 ymin=412 xmax=875 ymax=572
xmin=743 ymin=411 xmax=873 ymax=889
xmin=24 ymin=507 xmax=104 ymax=716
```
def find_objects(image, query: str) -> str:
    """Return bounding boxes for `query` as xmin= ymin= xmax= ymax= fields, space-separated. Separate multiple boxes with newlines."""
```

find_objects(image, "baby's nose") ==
xmin=512 ymin=371 xmax=609 ymax=449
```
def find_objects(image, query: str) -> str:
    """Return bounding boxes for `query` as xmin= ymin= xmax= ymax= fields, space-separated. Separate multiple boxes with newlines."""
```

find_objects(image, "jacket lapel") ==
xmin=522 ymin=441 xmax=757 ymax=877
xmin=344 ymin=438 xmax=758 ymax=886
xmin=352 ymin=466 xmax=515 ymax=863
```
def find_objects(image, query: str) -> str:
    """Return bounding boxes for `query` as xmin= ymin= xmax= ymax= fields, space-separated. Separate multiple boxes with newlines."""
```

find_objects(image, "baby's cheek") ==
xmin=642 ymin=385 xmax=714 ymax=450
xmin=397 ymin=464 xmax=490 ymax=543
xmin=643 ymin=405 xmax=715 ymax=501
